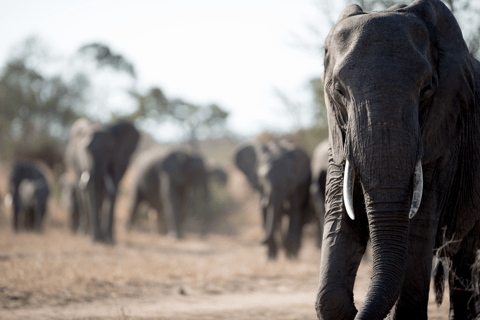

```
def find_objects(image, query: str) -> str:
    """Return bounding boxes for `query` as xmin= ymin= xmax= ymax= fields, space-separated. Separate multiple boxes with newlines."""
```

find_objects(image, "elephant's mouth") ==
xmin=343 ymin=159 xmax=424 ymax=220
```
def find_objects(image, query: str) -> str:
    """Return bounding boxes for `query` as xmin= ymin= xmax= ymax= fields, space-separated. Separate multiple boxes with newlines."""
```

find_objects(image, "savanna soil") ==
xmin=0 ymin=162 xmax=450 ymax=319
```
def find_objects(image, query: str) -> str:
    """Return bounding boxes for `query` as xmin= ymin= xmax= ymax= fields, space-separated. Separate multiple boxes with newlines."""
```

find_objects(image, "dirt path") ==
xmin=2 ymin=290 xmax=318 ymax=320
xmin=1 ymin=276 xmax=449 ymax=320
xmin=0 ymin=244 xmax=449 ymax=320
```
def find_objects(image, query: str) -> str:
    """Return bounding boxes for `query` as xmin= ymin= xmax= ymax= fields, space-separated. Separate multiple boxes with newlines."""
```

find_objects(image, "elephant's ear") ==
xmin=234 ymin=143 xmax=264 ymax=189
xmin=324 ymin=82 xmax=346 ymax=165
xmin=403 ymin=0 xmax=475 ymax=164
xmin=386 ymin=4 xmax=407 ymax=11
xmin=234 ymin=144 xmax=257 ymax=177
xmin=324 ymin=3 xmax=363 ymax=165
xmin=336 ymin=4 xmax=364 ymax=23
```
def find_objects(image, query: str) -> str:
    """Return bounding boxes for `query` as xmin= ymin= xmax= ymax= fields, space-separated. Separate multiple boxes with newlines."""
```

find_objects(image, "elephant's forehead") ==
xmin=328 ymin=11 xmax=429 ymax=58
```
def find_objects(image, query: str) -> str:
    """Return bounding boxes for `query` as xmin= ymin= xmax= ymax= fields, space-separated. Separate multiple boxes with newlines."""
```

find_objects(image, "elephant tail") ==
xmin=432 ymin=258 xmax=446 ymax=306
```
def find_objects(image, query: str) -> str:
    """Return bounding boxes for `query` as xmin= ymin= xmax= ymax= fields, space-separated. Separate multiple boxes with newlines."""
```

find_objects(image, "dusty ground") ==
xmin=0 ymin=161 xmax=450 ymax=319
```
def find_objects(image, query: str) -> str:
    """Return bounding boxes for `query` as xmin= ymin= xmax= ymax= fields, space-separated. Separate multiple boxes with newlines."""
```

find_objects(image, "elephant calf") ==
xmin=8 ymin=162 xmax=50 ymax=231
xmin=234 ymin=139 xmax=313 ymax=260
xmin=126 ymin=148 xmax=210 ymax=239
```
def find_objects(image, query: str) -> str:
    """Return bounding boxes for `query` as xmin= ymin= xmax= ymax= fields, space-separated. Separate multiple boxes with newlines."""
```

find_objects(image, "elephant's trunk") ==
xmin=261 ymin=201 xmax=277 ymax=245
xmin=356 ymin=197 xmax=410 ymax=319
xmin=349 ymin=120 xmax=420 ymax=319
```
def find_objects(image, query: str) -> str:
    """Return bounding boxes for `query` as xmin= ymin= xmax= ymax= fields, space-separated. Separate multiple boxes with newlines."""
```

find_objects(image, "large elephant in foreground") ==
xmin=315 ymin=0 xmax=480 ymax=319
xmin=234 ymin=140 xmax=313 ymax=259
xmin=7 ymin=162 xmax=49 ymax=231
xmin=126 ymin=148 xmax=210 ymax=238
xmin=310 ymin=139 xmax=329 ymax=247
xmin=65 ymin=118 xmax=140 ymax=243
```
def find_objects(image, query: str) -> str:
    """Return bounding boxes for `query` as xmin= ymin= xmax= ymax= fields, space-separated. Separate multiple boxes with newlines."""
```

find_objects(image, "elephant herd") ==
xmin=5 ymin=116 xmax=330 ymax=259
xmin=6 ymin=118 xmax=331 ymax=261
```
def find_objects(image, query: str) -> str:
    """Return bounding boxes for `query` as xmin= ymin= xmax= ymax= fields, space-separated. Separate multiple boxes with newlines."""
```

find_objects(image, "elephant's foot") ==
xmin=267 ymin=242 xmax=278 ymax=261
xmin=168 ymin=230 xmax=184 ymax=239
xmin=77 ymin=222 xmax=89 ymax=235
xmin=284 ymin=237 xmax=300 ymax=259
xmin=285 ymin=250 xmax=300 ymax=259
xmin=103 ymin=234 xmax=115 ymax=245
xmin=90 ymin=229 xmax=104 ymax=243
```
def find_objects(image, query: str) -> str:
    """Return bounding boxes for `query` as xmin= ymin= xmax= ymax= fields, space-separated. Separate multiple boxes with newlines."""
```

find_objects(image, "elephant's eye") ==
xmin=420 ymin=80 xmax=435 ymax=102
xmin=334 ymin=84 xmax=345 ymax=97
xmin=331 ymin=83 xmax=347 ymax=104
xmin=330 ymin=85 xmax=348 ymax=130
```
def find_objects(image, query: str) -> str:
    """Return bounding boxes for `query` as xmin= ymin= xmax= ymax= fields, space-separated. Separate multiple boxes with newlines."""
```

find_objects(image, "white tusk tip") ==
xmin=343 ymin=160 xmax=355 ymax=220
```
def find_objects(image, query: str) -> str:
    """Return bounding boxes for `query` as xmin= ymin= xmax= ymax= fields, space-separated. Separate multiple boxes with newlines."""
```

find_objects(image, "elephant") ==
xmin=310 ymin=139 xmax=329 ymax=247
xmin=234 ymin=140 xmax=313 ymax=260
xmin=125 ymin=148 xmax=210 ymax=238
xmin=8 ymin=162 xmax=49 ymax=231
xmin=315 ymin=0 xmax=480 ymax=319
xmin=65 ymin=118 xmax=140 ymax=244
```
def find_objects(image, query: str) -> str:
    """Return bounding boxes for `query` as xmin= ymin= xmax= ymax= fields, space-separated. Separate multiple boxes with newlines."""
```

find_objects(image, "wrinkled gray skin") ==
xmin=8 ymin=162 xmax=49 ymax=231
xmin=316 ymin=0 xmax=480 ymax=319
xmin=126 ymin=148 xmax=210 ymax=239
xmin=310 ymin=139 xmax=329 ymax=247
xmin=234 ymin=140 xmax=312 ymax=260
xmin=65 ymin=118 xmax=140 ymax=244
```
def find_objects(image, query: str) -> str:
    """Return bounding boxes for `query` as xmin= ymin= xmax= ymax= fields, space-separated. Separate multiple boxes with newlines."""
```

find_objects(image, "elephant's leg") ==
xmin=176 ymin=187 xmax=188 ymax=235
xmin=263 ymin=204 xmax=280 ymax=260
xmin=34 ymin=205 xmax=43 ymax=231
xmin=88 ymin=186 xmax=103 ymax=242
xmin=24 ymin=207 xmax=35 ymax=230
xmin=315 ymin=162 xmax=368 ymax=320
xmin=260 ymin=203 xmax=280 ymax=259
xmin=284 ymin=192 xmax=301 ymax=259
xmin=261 ymin=203 xmax=268 ymax=229
xmin=267 ymin=238 xmax=278 ymax=260
xmin=12 ymin=197 xmax=20 ymax=232
xmin=388 ymin=213 xmax=438 ymax=320
xmin=315 ymin=191 xmax=326 ymax=248
xmin=77 ymin=189 xmax=89 ymax=234
xmin=103 ymin=191 xmax=117 ymax=244
xmin=161 ymin=174 xmax=183 ymax=239
xmin=69 ymin=188 xmax=80 ymax=232
xmin=151 ymin=195 xmax=167 ymax=234
xmin=126 ymin=189 xmax=141 ymax=230
xmin=315 ymin=214 xmax=324 ymax=248
xmin=448 ymin=223 xmax=480 ymax=320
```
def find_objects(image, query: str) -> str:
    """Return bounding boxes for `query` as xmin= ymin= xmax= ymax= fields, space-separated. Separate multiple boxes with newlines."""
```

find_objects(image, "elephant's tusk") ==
xmin=4 ymin=193 xmax=12 ymax=208
xmin=409 ymin=160 xmax=423 ymax=219
xmin=79 ymin=171 xmax=90 ymax=190
xmin=343 ymin=160 xmax=355 ymax=220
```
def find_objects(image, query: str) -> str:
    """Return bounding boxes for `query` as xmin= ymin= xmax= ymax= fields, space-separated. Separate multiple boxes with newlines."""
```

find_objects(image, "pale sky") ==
xmin=0 ymin=0 xmax=327 ymax=141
